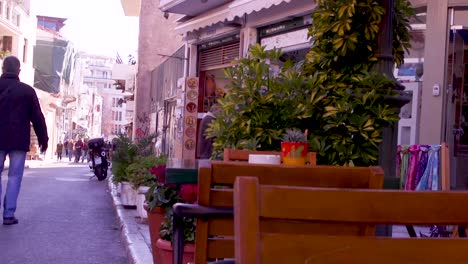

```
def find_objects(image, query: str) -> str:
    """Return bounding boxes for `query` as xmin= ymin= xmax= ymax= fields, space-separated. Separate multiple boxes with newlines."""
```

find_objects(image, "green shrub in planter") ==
xmin=205 ymin=44 xmax=321 ymax=159
xmin=127 ymin=155 xmax=167 ymax=189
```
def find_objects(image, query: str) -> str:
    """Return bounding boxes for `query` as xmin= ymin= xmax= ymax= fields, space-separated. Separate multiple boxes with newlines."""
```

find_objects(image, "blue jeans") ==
xmin=0 ymin=150 xmax=26 ymax=218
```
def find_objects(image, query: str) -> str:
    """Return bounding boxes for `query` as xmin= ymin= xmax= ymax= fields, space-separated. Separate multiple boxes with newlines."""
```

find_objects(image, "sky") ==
xmin=36 ymin=0 xmax=139 ymax=58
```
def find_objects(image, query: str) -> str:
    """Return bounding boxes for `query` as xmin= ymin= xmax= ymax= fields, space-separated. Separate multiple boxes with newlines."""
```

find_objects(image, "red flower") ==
xmin=179 ymin=184 xmax=198 ymax=204
xmin=149 ymin=164 xmax=166 ymax=184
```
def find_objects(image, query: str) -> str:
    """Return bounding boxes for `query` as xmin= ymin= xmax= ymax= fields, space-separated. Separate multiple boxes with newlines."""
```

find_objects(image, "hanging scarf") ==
xmin=430 ymin=145 xmax=441 ymax=191
xmin=399 ymin=145 xmax=410 ymax=189
xmin=405 ymin=145 xmax=420 ymax=190
xmin=396 ymin=145 xmax=402 ymax=178
xmin=415 ymin=145 xmax=430 ymax=187
xmin=416 ymin=145 xmax=441 ymax=191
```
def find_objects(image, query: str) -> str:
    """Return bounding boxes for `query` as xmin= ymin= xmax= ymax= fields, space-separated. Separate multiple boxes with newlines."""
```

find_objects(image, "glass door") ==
xmin=447 ymin=26 xmax=468 ymax=156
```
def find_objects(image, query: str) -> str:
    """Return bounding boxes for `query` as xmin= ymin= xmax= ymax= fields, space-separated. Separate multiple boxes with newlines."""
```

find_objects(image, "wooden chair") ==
xmin=234 ymin=176 xmax=468 ymax=264
xmin=172 ymin=160 xmax=383 ymax=264
xmin=223 ymin=148 xmax=317 ymax=166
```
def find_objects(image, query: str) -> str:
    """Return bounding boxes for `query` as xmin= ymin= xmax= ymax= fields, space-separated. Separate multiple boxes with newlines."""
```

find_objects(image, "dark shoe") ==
xmin=3 ymin=217 xmax=18 ymax=225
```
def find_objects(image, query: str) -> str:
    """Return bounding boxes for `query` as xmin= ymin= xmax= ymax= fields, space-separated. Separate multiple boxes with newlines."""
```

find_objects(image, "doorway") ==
xmin=445 ymin=26 xmax=468 ymax=189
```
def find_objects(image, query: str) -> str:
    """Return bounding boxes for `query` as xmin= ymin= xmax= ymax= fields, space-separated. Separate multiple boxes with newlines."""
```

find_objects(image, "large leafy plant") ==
xmin=205 ymin=44 xmax=315 ymax=158
xmin=111 ymin=133 xmax=157 ymax=184
xmin=302 ymin=0 xmax=413 ymax=166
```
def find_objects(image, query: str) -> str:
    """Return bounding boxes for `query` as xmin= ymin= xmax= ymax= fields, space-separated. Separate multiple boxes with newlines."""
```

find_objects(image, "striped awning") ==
xmin=175 ymin=0 xmax=299 ymax=34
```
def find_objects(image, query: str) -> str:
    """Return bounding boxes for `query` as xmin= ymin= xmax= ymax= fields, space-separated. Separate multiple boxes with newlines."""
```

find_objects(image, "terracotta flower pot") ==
xmin=281 ymin=142 xmax=309 ymax=166
xmin=155 ymin=238 xmax=194 ymax=264
xmin=146 ymin=205 xmax=166 ymax=264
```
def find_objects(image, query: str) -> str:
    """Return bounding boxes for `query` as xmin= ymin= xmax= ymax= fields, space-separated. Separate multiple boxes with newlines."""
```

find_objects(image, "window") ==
xmin=90 ymin=70 xmax=94 ymax=77
xmin=22 ymin=38 xmax=27 ymax=63
xmin=0 ymin=2 xmax=4 ymax=18
xmin=118 ymin=112 xmax=122 ymax=121
xmin=2 ymin=36 xmax=12 ymax=52
xmin=112 ymin=98 xmax=116 ymax=107
xmin=6 ymin=5 xmax=9 ymax=20
xmin=12 ymin=11 xmax=19 ymax=27
xmin=112 ymin=111 xmax=115 ymax=121
xmin=103 ymin=71 xmax=108 ymax=78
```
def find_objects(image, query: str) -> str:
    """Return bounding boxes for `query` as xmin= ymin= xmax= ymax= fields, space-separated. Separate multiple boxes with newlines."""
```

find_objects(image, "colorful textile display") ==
xmin=397 ymin=144 xmax=441 ymax=191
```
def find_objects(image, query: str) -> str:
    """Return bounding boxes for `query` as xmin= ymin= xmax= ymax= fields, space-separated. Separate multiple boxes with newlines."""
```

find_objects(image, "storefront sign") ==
xmin=260 ymin=28 xmax=311 ymax=50
xmin=182 ymin=77 xmax=199 ymax=159
xmin=258 ymin=15 xmax=312 ymax=38
xmin=199 ymin=34 xmax=241 ymax=51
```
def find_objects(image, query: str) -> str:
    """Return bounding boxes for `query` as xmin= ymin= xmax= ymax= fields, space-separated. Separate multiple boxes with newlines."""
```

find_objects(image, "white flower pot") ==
xmin=120 ymin=181 xmax=137 ymax=207
xmin=137 ymin=186 xmax=150 ymax=220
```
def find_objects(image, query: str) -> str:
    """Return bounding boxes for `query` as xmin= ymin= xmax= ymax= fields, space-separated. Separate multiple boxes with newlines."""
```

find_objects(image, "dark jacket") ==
xmin=197 ymin=112 xmax=215 ymax=159
xmin=0 ymin=73 xmax=48 ymax=151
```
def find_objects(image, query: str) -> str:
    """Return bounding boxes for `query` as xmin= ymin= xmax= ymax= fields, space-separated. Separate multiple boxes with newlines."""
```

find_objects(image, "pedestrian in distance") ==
xmin=74 ymin=138 xmax=83 ymax=163
xmin=56 ymin=141 xmax=63 ymax=161
xmin=64 ymin=140 xmax=68 ymax=156
xmin=67 ymin=140 xmax=73 ymax=161
xmin=0 ymin=56 xmax=48 ymax=225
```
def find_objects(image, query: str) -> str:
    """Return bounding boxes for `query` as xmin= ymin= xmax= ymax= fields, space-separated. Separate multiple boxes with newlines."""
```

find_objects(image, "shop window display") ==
xmin=200 ymin=69 xmax=227 ymax=112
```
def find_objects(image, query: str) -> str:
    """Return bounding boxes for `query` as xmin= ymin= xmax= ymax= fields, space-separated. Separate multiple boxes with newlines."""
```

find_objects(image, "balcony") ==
xmin=120 ymin=0 xmax=141 ymax=16
xmin=159 ymin=0 xmax=232 ymax=16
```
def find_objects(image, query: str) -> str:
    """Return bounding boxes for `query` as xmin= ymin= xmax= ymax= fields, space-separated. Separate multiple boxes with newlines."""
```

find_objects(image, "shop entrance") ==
xmin=445 ymin=26 xmax=468 ymax=189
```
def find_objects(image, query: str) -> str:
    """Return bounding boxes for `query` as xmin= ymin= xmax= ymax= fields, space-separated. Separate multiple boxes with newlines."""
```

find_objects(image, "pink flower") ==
xmin=179 ymin=184 xmax=198 ymax=204
xmin=149 ymin=164 xmax=166 ymax=184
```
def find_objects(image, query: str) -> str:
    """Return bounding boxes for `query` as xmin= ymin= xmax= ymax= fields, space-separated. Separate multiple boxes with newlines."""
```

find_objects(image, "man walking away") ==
xmin=56 ymin=141 xmax=63 ymax=161
xmin=0 ymin=56 xmax=48 ymax=225
xmin=74 ymin=138 xmax=83 ymax=163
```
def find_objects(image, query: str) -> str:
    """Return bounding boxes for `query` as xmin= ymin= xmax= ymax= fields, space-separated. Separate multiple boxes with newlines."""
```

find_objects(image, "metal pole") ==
xmin=375 ymin=0 xmax=411 ymax=237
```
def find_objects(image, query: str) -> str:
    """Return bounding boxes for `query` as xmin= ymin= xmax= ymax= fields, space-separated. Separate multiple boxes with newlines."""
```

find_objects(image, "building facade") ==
xmin=34 ymin=15 xmax=77 ymax=160
xmin=159 ymin=0 xmax=314 ymax=159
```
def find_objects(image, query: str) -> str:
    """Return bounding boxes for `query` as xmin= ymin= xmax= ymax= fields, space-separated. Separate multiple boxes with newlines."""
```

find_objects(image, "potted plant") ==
xmin=153 ymin=184 xmax=197 ymax=264
xmin=112 ymin=133 xmax=158 ymax=207
xmin=156 ymin=208 xmax=196 ymax=264
xmin=281 ymin=128 xmax=309 ymax=166
xmin=127 ymin=154 xmax=167 ymax=221
xmin=204 ymin=44 xmax=314 ymax=160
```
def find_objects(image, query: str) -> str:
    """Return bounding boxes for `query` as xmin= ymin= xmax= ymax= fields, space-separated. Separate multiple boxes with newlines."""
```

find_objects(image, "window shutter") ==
xmin=199 ymin=42 xmax=240 ymax=71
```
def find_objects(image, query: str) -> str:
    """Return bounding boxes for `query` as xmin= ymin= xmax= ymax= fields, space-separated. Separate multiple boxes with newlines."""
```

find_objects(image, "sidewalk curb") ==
xmin=107 ymin=177 xmax=153 ymax=264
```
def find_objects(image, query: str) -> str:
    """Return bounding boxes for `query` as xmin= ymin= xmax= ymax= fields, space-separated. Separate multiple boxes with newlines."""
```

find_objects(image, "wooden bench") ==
xmin=172 ymin=160 xmax=383 ymax=264
xmin=234 ymin=176 xmax=468 ymax=264
xmin=223 ymin=148 xmax=317 ymax=166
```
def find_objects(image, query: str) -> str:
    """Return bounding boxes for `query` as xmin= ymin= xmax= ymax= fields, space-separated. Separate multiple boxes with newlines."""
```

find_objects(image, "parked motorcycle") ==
xmin=87 ymin=137 xmax=109 ymax=181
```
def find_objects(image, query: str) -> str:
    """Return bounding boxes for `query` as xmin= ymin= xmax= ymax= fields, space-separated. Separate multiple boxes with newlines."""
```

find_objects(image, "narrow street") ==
xmin=0 ymin=162 xmax=128 ymax=264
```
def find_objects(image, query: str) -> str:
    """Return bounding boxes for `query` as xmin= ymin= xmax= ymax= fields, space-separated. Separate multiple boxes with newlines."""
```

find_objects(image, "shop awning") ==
xmin=175 ymin=0 xmax=294 ymax=34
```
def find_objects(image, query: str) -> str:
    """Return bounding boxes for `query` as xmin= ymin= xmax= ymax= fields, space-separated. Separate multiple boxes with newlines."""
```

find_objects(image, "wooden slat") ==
xmin=259 ymin=186 xmax=468 ymax=225
xmin=206 ymin=239 xmax=234 ymax=259
xmin=194 ymin=161 xmax=213 ymax=264
xmin=210 ymin=162 xmax=380 ymax=188
xmin=234 ymin=175 xmax=259 ymax=264
xmin=261 ymin=234 xmax=468 ymax=264
xmin=210 ymin=189 xmax=232 ymax=207
xmin=207 ymin=218 xmax=367 ymax=237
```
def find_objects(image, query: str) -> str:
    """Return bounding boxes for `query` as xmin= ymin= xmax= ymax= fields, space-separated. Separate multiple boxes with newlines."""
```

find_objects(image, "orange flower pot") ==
xmin=281 ymin=142 xmax=309 ymax=166
xmin=146 ymin=205 xmax=165 ymax=264
xmin=155 ymin=238 xmax=194 ymax=264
